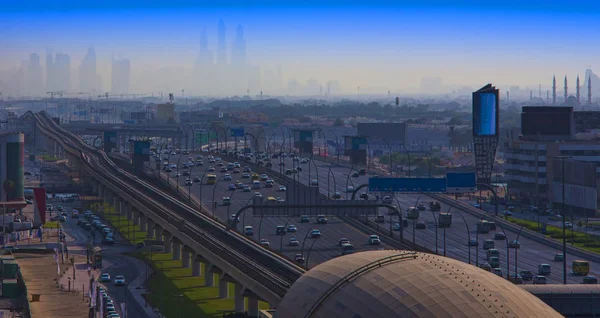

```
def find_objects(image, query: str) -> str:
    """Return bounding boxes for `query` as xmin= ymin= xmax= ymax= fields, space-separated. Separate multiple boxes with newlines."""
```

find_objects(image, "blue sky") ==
xmin=1 ymin=0 xmax=600 ymax=92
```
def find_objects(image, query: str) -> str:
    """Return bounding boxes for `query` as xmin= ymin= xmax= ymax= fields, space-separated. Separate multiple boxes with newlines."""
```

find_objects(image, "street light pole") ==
xmin=555 ymin=155 xmax=571 ymax=285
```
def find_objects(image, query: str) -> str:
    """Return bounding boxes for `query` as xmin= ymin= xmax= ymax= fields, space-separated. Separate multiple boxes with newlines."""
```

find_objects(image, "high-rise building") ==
xmin=111 ymin=58 xmax=130 ymax=94
xmin=231 ymin=25 xmax=246 ymax=65
xmin=26 ymin=53 xmax=43 ymax=96
xmin=45 ymin=50 xmax=55 ymax=91
xmin=78 ymin=47 xmax=97 ymax=92
xmin=552 ymin=75 xmax=556 ymax=105
xmin=217 ymin=19 xmax=227 ymax=65
xmin=54 ymin=53 xmax=71 ymax=92
xmin=196 ymin=28 xmax=214 ymax=66
xmin=472 ymin=84 xmax=499 ymax=186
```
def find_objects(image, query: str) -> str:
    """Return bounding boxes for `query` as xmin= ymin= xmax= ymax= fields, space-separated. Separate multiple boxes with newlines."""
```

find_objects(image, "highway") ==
xmin=233 ymin=150 xmax=600 ymax=284
xmin=148 ymin=153 xmax=396 ymax=269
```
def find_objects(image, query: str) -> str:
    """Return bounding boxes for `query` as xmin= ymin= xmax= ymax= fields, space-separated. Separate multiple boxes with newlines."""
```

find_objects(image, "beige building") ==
xmin=156 ymin=103 xmax=175 ymax=123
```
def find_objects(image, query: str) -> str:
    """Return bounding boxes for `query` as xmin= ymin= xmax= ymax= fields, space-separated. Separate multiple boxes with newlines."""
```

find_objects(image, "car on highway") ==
xmin=508 ymin=240 xmax=520 ymax=249
xmin=493 ymin=232 xmax=506 ymax=240
xmin=341 ymin=243 xmax=355 ymax=255
xmin=244 ymin=226 xmax=253 ymax=236
xmin=220 ymin=167 xmax=227 ymax=173
xmin=489 ymin=256 xmax=500 ymax=268
xmin=382 ymin=196 xmax=392 ymax=204
xmin=360 ymin=193 xmax=369 ymax=200
xmin=102 ymin=237 xmax=114 ymax=245
xmin=279 ymin=185 xmax=287 ymax=192
xmin=368 ymin=235 xmax=381 ymax=245
xmin=533 ymin=275 xmax=547 ymax=284
xmin=300 ymin=158 xmax=308 ymax=164
xmin=538 ymin=264 xmax=552 ymax=275
xmin=310 ymin=179 xmax=319 ymax=186
xmin=479 ymin=263 xmax=492 ymax=271
xmin=352 ymin=172 xmax=359 ymax=178
xmin=254 ymin=192 xmax=262 ymax=198
xmin=194 ymin=177 xmax=201 ymax=183
xmin=196 ymin=161 xmax=204 ymax=166
xmin=332 ymin=192 xmax=341 ymax=199
xmin=284 ymin=169 xmax=292 ymax=175
xmin=222 ymin=197 xmax=231 ymax=206
xmin=260 ymin=239 xmax=270 ymax=247
xmin=503 ymin=210 xmax=512 ymax=216
xmin=287 ymin=225 xmax=297 ymax=233
xmin=483 ymin=239 xmax=495 ymax=249
xmin=296 ymin=166 xmax=302 ymax=172
xmin=519 ymin=270 xmax=534 ymax=281
xmin=59 ymin=216 xmax=66 ymax=222
xmin=114 ymin=275 xmax=126 ymax=286
xmin=233 ymin=168 xmax=240 ymax=174
xmin=468 ymin=238 xmax=478 ymax=246
xmin=346 ymin=186 xmax=354 ymax=193
xmin=244 ymin=166 xmax=251 ymax=172
xmin=100 ymin=273 xmax=111 ymax=282
xmin=237 ymin=183 xmax=245 ymax=189
xmin=554 ymin=254 xmax=564 ymax=262
xmin=310 ymin=229 xmax=322 ymax=238
xmin=583 ymin=275 xmax=598 ymax=284
xmin=317 ymin=215 xmax=328 ymax=224
xmin=223 ymin=174 xmax=232 ymax=181
xmin=294 ymin=254 xmax=305 ymax=264
xmin=242 ymin=173 xmax=250 ymax=179
xmin=392 ymin=223 xmax=402 ymax=231
xmin=472 ymin=203 xmax=481 ymax=208
xmin=564 ymin=222 xmax=573 ymax=228
xmin=185 ymin=179 xmax=193 ymax=186
xmin=417 ymin=204 xmax=426 ymax=211
xmin=300 ymin=215 xmax=310 ymax=223
xmin=338 ymin=238 xmax=350 ymax=246
xmin=276 ymin=226 xmax=286 ymax=235
xmin=415 ymin=221 xmax=426 ymax=229
xmin=265 ymin=180 xmax=274 ymax=188
xmin=277 ymin=197 xmax=285 ymax=202
xmin=252 ymin=181 xmax=261 ymax=189
xmin=260 ymin=174 xmax=268 ymax=181
xmin=208 ymin=167 xmax=216 ymax=172
xmin=243 ymin=185 xmax=251 ymax=192
xmin=291 ymin=168 xmax=298 ymax=174
xmin=289 ymin=237 xmax=300 ymax=246
xmin=228 ymin=184 xmax=237 ymax=191
xmin=230 ymin=215 xmax=240 ymax=223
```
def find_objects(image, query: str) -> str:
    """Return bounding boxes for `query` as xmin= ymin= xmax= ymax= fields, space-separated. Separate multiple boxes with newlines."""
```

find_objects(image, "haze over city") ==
xmin=2 ymin=0 xmax=600 ymax=97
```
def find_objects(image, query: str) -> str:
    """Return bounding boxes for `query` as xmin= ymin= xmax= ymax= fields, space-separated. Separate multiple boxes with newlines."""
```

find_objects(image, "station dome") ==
xmin=275 ymin=250 xmax=561 ymax=318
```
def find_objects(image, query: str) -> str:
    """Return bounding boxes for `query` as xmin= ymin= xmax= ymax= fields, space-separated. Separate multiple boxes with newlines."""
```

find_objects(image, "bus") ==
xmin=207 ymin=174 xmax=217 ymax=185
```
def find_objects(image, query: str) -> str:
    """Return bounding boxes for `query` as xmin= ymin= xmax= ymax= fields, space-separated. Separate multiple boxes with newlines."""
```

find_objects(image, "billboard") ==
xmin=368 ymin=177 xmax=447 ymax=193
xmin=294 ymin=130 xmax=314 ymax=154
xmin=103 ymin=131 xmax=117 ymax=153
xmin=344 ymin=136 xmax=368 ymax=150
xmin=195 ymin=131 xmax=208 ymax=144
xmin=472 ymin=84 xmax=499 ymax=136
xmin=446 ymin=172 xmax=477 ymax=193
xmin=357 ymin=123 xmax=406 ymax=143
xmin=231 ymin=128 xmax=244 ymax=137
xmin=521 ymin=106 xmax=573 ymax=136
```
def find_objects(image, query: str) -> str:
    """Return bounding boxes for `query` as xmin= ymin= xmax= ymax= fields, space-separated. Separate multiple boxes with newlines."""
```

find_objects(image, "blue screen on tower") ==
xmin=476 ymin=93 xmax=496 ymax=135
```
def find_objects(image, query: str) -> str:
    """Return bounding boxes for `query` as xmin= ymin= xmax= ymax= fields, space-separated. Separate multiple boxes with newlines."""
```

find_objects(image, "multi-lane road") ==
xmin=148 ymin=152 xmax=391 ymax=269
xmin=149 ymin=148 xmax=600 ymax=283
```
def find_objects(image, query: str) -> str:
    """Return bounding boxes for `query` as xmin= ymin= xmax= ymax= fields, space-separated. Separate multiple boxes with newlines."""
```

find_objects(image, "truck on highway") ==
xmin=407 ymin=207 xmax=420 ymax=220
xmin=438 ymin=213 xmax=452 ymax=227
xmin=477 ymin=220 xmax=492 ymax=233
xmin=429 ymin=201 xmax=441 ymax=212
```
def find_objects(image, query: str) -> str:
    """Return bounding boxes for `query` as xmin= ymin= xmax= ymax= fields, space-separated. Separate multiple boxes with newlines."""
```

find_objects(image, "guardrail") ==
xmin=429 ymin=193 xmax=600 ymax=263
xmin=30 ymin=111 xmax=304 ymax=300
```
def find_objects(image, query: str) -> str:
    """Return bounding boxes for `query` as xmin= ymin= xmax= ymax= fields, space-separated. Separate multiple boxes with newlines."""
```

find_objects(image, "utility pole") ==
xmin=555 ymin=155 xmax=571 ymax=284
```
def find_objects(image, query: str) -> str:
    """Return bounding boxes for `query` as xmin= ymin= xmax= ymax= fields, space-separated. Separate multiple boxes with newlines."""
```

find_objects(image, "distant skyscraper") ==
xmin=217 ymin=19 xmax=227 ymax=65
xmin=231 ymin=25 xmax=247 ymax=65
xmin=111 ymin=58 xmax=130 ymax=94
xmin=45 ymin=50 xmax=55 ymax=91
xmin=78 ymin=47 xmax=97 ymax=92
xmin=26 ymin=53 xmax=43 ymax=96
xmin=576 ymin=75 xmax=581 ymax=103
xmin=196 ymin=28 xmax=214 ymax=66
xmin=564 ymin=75 xmax=568 ymax=102
xmin=552 ymin=75 xmax=556 ymax=105
xmin=589 ymin=75 xmax=593 ymax=105
xmin=54 ymin=53 xmax=71 ymax=92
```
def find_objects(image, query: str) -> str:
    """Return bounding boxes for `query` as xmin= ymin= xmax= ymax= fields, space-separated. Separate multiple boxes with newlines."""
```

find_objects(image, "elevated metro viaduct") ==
xmin=23 ymin=111 xmax=305 ymax=316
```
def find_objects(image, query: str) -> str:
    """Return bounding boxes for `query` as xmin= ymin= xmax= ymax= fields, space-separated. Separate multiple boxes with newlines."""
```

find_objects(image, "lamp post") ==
xmin=456 ymin=209 xmax=471 ymax=264
xmin=429 ymin=207 xmax=438 ymax=254
xmin=327 ymin=161 xmax=337 ymax=198
xmin=513 ymin=226 xmax=523 ymax=281
xmin=187 ymin=164 xmax=195 ymax=203
xmin=401 ymin=143 xmax=411 ymax=177
xmin=279 ymin=215 xmax=294 ymax=253
xmin=345 ymin=164 xmax=355 ymax=200
xmin=328 ymin=129 xmax=341 ymax=165
xmin=211 ymin=176 xmax=224 ymax=219
xmin=554 ymin=155 xmax=571 ymax=285
xmin=305 ymin=236 xmax=320 ymax=269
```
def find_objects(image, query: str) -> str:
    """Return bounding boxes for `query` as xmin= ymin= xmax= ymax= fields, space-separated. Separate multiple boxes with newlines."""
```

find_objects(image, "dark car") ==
xmin=360 ymin=193 xmax=369 ymax=200
xmin=276 ymin=226 xmax=286 ymax=235
xmin=494 ymin=232 xmax=506 ymax=240
xmin=519 ymin=270 xmax=534 ymax=281
xmin=300 ymin=215 xmax=310 ymax=223
xmin=415 ymin=221 xmax=426 ymax=229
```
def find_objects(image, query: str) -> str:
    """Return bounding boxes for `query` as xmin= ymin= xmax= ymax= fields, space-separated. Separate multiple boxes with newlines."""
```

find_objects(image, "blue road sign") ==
xmin=446 ymin=172 xmax=477 ymax=193
xmin=231 ymin=128 xmax=244 ymax=137
xmin=369 ymin=177 xmax=447 ymax=193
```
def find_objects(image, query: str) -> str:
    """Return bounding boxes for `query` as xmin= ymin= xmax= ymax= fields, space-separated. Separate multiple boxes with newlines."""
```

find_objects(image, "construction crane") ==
xmin=46 ymin=91 xmax=65 ymax=99
xmin=97 ymin=93 xmax=147 ymax=100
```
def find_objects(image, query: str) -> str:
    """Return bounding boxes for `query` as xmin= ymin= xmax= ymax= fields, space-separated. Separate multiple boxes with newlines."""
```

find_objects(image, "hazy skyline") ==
xmin=2 ymin=0 xmax=600 ymax=96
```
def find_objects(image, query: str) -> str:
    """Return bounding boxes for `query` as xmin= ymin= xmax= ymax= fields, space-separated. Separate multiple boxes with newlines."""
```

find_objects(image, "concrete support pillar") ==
xmin=126 ymin=205 xmax=133 ymax=221
xmin=219 ymin=277 xmax=229 ymax=299
xmin=154 ymin=227 xmax=162 ymax=241
xmin=182 ymin=250 xmax=190 ymax=268
xmin=120 ymin=201 xmax=127 ymax=217
xmin=146 ymin=221 xmax=154 ymax=239
xmin=113 ymin=197 xmax=121 ymax=215
xmin=172 ymin=241 xmax=181 ymax=260
xmin=192 ymin=258 xmax=201 ymax=276
xmin=132 ymin=210 xmax=139 ymax=225
xmin=247 ymin=295 xmax=260 ymax=317
xmin=98 ymin=184 xmax=104 ymax=199
xmin=139 ymin=216 xmax=147 ymax=232
xmin=164 ymin=234 xmax=172 ymax=254
xmin=204 ymin=263 xmax=214 ymax=287
xmin=234 ymin=282 xmax=245 ymax=313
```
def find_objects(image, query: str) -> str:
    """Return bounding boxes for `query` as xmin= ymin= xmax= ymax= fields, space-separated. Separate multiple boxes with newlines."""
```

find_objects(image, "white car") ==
xmin=114 ymin=275 xmax=126 ymax=286
xmin=244 ymin=226 xmax=254 ymax=236
xmin=368 ymin=235 xmax=381 ymax=245
xmin=279 ymin=185 xmax=287 ymax=192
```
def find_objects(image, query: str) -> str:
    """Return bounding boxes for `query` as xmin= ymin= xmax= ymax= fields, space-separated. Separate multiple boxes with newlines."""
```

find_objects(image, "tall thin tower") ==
xmin=552 ymin=75 xmax=557 ymax=105
xmin=576 ymin=75 xmax=581 ymax=103
xmin=564 ymin=75 xmax=568 ymax=102
xmin=589 ymin=75 xmax=593 ymax=105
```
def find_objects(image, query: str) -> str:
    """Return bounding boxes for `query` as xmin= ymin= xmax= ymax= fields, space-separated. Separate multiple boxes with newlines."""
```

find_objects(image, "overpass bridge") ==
xmin=22 ymin=110 xmax=305 ymax=315
xmin=61 ymin=122 xmax=184 ymax=138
